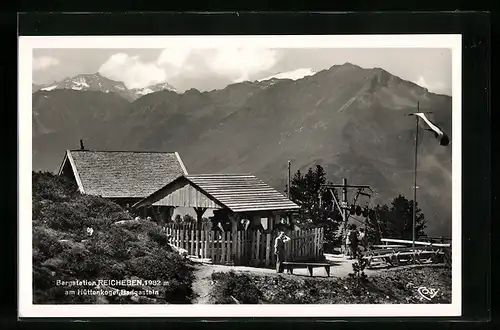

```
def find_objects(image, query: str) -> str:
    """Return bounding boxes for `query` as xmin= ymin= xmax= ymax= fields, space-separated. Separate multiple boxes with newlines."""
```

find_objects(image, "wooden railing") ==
xmin=380 ymin=238 xmax=451 ymax=248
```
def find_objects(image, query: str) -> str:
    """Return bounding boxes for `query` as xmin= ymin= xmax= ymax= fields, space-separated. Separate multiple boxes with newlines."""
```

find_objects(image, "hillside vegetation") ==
xmin=209 ymin=266 xmax=451 ymax=304
xmin=32 ymin=172 xmax=194 ymax=304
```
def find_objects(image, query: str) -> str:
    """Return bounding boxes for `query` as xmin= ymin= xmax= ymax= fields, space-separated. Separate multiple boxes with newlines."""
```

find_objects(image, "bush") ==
xmin=56 ymin=245 xmax=105 ymax=278
xmin=32 ymin=171 xmax=78 ymax=202
xmin=348 ymin=247 xmax=369 ymax=294
xmin=211 ymin=271 xmax=262 ymax=304
xmin=125 ymin=250 xmax=194 ymax=303
xmin=147 ymin=228 xmax=170 ymax=247
xmin=33 ymin=227 xmax=65 ymax=261
xmin=259 ymin=276 xmax=316 ymax=304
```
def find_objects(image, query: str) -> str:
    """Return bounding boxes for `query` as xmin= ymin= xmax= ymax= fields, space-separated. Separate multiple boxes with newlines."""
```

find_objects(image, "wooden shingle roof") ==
xmin=59 ymin=150 xmax=188 ymax=198
xmin=134 ymin=174 xmax=300 ymax=213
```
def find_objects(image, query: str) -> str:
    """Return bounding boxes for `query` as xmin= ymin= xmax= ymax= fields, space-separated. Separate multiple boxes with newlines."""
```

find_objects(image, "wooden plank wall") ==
xmin=164 ymin=224 xmax=324 ymax=267
xmin=153 ymin=181 xmax=222 ymax=209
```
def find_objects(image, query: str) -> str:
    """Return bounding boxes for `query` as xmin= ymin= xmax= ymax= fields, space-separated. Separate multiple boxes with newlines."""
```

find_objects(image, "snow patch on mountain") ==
xmin=258 ymin=68 xmax=316 ymax=82
xmin=131 ymin=82 xmax=177 ymax=97
xmin=33 ymin=73 xmax=177 ymax=101
xmin=73 ymin=76 xmax=90 ymax=87
xmin=41 ymin=85 xmax=58 ymax=91
xmin=135 ymin=88 xmax=154 ymax=96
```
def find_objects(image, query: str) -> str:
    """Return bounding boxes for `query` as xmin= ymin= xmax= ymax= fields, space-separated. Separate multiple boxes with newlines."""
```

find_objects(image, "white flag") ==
xmin=414 ymin=113 xmax=450 ymax=146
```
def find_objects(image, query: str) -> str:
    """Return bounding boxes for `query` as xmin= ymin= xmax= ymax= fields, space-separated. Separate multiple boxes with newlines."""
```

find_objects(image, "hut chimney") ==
xmin=80 ymin=139 xmax=85 ymax=150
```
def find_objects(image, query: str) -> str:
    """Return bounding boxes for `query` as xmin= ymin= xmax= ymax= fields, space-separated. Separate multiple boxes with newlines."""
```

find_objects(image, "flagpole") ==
xmin=413 ymin=105 xmax=419 ymax=249
xmin=287 ymin=160 xmax=291 ymax=199
xmin=405 ymin=105 xmax=445 ymax=254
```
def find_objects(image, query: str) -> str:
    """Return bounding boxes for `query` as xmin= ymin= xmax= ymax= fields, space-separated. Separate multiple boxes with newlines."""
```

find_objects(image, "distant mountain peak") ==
xmin=32 ymin=73 xmax=176 ymax=101
xmin=329 ymin=62 xmax=362 ymax=70
xmin=130 ymin=81 xmax=177 ymax=97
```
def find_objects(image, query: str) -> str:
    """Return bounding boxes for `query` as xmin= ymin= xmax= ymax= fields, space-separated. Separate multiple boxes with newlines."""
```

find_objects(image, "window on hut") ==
xmin=260 ymin=217 xmax=268 ymax=230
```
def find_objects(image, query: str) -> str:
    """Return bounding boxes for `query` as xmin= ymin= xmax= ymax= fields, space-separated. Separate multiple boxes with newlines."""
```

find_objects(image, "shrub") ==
xmin=348 ymin=247 xmax=369 ymax=294
xmin=125 ymin=250 xmax=194 ymax=303
xmin=33 ymin=227 xmax=65 ymax=261
xmin=32 ymin=171 xmax=78 ymax=202
xmin=147 ymin=227 xmax=170 ymax=247
xmin=210 ymin=271 xmax=262 ymax=304
xmin=57 ymin=246 xmax=108 ymax=278
xmin=126 ymin=250 xmax=187 ymax=280
xmin=259 ymin=276 xmax=316 ymax=304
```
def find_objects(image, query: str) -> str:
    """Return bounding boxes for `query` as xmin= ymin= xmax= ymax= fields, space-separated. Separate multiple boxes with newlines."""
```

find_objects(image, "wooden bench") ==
xmin=282 ymin=262 xmax=331 ymax=277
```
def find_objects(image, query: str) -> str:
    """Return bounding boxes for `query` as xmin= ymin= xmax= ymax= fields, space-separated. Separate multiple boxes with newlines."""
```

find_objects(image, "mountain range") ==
xmin=32 ymin=72 xmax=176 ymax=101
xmin=31 ymin=63 xmax=453 ymax=236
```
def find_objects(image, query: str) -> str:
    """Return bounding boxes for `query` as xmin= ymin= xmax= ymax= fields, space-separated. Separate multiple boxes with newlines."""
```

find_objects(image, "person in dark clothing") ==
xmin=348 ymin=224 xmax=359 ymax=259
xmin=274 ymin=230 xmax=291 ymax=273
xmin=358 ymin=227 xmax=367 ymax=252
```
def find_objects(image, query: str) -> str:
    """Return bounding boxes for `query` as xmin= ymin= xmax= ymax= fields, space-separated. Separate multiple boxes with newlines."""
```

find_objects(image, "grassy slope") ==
xmin=209 ymin=266 xmax=451 ymax=304
xmin=32 ymin=172 xmax=194 ymax=304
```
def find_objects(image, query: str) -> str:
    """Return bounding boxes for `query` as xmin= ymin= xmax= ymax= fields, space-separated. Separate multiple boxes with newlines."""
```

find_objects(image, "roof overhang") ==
xmin=133 ymin=174 xmax=301 ymax=214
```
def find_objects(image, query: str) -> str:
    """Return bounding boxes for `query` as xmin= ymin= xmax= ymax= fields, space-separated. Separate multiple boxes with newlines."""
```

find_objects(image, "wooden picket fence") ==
xmin=164 ymin=224 xmax=324 ymax=267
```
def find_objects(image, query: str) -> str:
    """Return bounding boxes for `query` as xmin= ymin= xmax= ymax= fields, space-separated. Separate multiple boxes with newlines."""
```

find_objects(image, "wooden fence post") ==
xmin=209 ymin=231 xmax=214 ymax=264
xmin=227 ymin=231 xmax=232 ymax=265
xmin=221 ymin=231 xmax=226 ymax=264
xmin=190 ymin=227 xmax=195 ymax=256
xmin=202 ymin=228 xmax=207 ymax=259
xmin=265 ymin=233 xmax=271 ymax=267
xmin=195 ymin=227 xmax=199 ymax=257
xmin=178 ymin=226 xmax=182 ymax=249
xmin=237 ymin=231 xmax=241 ymax=265
xmin=256 ymin=231 xmax=261 ymax=267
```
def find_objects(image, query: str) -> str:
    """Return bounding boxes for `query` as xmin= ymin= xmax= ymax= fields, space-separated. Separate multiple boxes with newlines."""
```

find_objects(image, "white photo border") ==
xmin=18 ymin=34 xmax=462 ymax=318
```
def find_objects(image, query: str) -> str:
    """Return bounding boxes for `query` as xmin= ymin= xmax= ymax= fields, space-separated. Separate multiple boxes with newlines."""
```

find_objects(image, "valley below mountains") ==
xmin=32 ymin=63 xmax=453 ymax=236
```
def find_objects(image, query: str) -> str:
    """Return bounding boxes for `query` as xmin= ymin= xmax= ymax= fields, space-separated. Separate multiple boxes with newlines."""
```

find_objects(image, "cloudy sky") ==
xmin=32 ymin=48 xmax=452 ymax=95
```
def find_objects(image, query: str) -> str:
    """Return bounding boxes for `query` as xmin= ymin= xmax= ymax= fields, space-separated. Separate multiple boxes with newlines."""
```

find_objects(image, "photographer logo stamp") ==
xmin=417 ymin=286 xmax=440 ymax=301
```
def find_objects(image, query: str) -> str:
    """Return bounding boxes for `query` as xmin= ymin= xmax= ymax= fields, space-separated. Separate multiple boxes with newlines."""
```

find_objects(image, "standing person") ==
xmin=275 ymin=218 xmax=289 ymax=232
xmin=274 ymin=230 xmax=291 ymax=273
xmin=348 ymin=224 xmax=359 ymax=259
xmin=345 ymin=226 xmax=351 ymax=257
xmin=358 ymin=227 xmax=366 ymax=252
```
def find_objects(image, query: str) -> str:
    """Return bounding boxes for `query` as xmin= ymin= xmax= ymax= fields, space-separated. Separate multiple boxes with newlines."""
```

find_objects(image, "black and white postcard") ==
xmin=19 ymin=34 xmax=462 ymax=318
